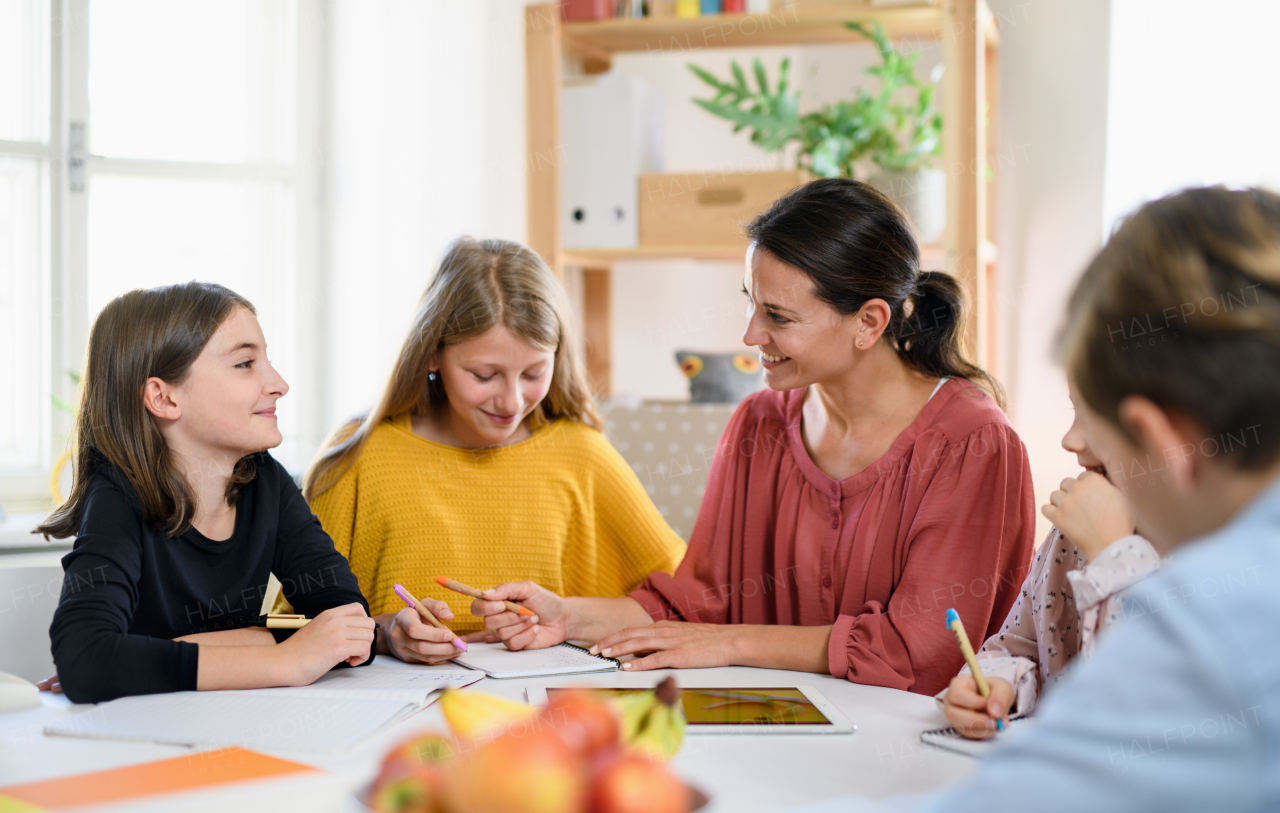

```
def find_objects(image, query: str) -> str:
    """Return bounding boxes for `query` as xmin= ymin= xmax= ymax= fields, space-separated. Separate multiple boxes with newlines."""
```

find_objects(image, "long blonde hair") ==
xmin=304 ymin=237 xmax=600 ymax=500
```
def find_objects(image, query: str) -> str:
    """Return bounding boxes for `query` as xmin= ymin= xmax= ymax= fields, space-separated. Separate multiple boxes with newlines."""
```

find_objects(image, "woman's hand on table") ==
xmin=380 ymin=599 xmax=467 ymax=665
xmin=469 ymin=580 xmax=565 ymax=651
xmin=942 ymin=674 xmax=1014 ymax=739
xmin=589 ymin=621 xmax=740 ymax=671
xmin=37 ymin=675 xmax=62 ymax=694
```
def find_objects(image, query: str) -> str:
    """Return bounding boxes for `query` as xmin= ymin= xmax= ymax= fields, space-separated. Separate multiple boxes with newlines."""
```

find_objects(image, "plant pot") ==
xmin=868 ymin=168 xmax=946 ymax=245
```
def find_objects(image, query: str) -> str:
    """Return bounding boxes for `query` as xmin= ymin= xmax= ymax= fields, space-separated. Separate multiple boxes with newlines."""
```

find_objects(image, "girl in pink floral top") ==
xmin=939 ymin=382 xmax=1160 ymax=738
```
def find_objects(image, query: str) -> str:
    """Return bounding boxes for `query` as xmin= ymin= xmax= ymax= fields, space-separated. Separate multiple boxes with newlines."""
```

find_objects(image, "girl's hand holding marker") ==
xmin=386 ymin=584 xmax=468 ymax=665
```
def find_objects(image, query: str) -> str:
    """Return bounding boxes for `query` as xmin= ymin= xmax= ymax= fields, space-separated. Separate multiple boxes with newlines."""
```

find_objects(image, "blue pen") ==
xmin=946 ymin=608 xmax=1004 ymax=732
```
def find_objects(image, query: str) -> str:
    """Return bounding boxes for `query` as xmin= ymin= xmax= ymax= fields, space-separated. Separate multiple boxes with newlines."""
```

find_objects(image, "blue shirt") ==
xmin=918 ymin=473 xmax=1280 ymax=811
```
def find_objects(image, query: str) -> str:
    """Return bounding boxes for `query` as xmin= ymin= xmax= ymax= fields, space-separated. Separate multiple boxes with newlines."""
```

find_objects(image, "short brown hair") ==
xmin=37 ymin=283 xmax=257 ymax=539
xmin=1059 ymin=186 xmax=1280 ymax=468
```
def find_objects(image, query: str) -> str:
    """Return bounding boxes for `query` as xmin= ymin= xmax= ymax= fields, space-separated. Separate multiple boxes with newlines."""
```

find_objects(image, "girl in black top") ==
xmin=38 ymin=283 xmax=375 ymax=703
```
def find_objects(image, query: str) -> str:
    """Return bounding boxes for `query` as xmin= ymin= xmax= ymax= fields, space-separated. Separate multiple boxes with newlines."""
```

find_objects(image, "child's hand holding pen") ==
xmin=384 ymin=584 xmax=468 ymax=665
xmin=942 ymin=674 xmax=1015 ymax=739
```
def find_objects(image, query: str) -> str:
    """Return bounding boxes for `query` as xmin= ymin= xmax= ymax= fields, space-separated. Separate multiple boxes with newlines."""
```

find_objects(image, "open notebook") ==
xmin=919 ymin=717 xmax=1031 ymax=757
xmin=453 ymin=642 xmax=620 ymax=678
xmin=44 ymin=661 xmax=483 ymax=755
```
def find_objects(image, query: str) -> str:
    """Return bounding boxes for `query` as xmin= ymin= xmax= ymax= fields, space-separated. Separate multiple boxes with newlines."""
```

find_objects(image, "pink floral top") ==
xmin=936 ymin=528 xmax=1159 ymax=717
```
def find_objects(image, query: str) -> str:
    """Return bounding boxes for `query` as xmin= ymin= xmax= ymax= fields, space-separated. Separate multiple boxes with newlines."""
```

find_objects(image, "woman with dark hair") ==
xmin=473 ymin=179 xmax=1036 ymax=696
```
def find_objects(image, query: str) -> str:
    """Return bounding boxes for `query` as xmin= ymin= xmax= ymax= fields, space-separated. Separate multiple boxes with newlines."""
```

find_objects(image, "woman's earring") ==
xmin=856 ymin=340 xmax=864 ymax=349
xmin=428 ymin=371 xmax=437 ymax=382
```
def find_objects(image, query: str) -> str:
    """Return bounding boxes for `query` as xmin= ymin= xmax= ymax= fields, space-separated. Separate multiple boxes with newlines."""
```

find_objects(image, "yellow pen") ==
xmin=946 ymin=607 xmax=1004 ymax=732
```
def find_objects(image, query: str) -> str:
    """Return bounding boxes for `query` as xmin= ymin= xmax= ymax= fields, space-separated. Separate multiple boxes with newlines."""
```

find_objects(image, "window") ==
xmin=0 ymin=0 xmax=52 ymax=483
xmin=1104 ymin=0 xmax=1280 ymax=233
xmin=0 ymin=0 xmax=320 ymax=508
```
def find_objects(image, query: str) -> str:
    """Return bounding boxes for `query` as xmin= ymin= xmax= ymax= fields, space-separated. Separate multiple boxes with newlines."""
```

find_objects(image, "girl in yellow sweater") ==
xmin=300 ymin=237 xmax=686 ymax=664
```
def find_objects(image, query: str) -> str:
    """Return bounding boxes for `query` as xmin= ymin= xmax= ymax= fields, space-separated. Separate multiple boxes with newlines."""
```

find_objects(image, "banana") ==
xmin=611 ymin=677 xmax=686 ymax=761
xmin=439 ymin=688 xmax=536 ymax=743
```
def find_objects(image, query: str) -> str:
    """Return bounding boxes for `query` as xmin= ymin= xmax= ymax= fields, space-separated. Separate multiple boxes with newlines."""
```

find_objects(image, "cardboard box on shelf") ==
xmin=638 ymin=170 xmax=806 ymax=247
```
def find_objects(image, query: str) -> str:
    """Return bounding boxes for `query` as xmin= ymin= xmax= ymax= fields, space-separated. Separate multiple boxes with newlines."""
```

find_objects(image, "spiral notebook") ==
xmin=919 ymin=717 xmax=1031 ymax=757
xmin=453 ymin=642 xmax=620 ymax=679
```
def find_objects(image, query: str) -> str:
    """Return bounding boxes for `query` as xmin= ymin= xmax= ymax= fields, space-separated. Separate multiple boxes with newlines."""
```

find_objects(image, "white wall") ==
xmin=989 ymin=0 xmax=1113 ymax=543
xmin=318 ymin=0 xmax=530 ymax=440
xmin=1104 ymin=0 xmax=1280 ymax=231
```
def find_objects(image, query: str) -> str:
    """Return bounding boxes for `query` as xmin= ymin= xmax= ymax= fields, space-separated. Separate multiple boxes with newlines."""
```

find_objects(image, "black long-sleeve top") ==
xmin=49 ymin=453 xmax=374 ymax=703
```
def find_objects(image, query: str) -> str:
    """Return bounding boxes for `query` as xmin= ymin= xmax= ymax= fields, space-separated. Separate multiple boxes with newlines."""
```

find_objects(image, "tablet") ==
xmin=524 ymin=686 xmax=855 ymax=735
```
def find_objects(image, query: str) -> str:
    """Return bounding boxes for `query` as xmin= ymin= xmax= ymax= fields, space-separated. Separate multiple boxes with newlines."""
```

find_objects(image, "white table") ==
xmin=0 ymin=663 xmax=974 ymax=813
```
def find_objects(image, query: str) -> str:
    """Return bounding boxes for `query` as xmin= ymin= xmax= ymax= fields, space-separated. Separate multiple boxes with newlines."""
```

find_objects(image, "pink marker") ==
xmin=394 ymin=583 xmax=467 ymax=652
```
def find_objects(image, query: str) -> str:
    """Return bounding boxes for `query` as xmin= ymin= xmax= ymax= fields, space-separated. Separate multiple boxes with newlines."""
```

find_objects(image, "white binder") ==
xmin=561 ymin=72 xmax=664 ymax=249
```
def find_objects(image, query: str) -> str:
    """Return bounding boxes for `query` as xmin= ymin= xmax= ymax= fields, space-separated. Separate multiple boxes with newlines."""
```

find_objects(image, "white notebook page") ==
xmin=281 ymin=663 xmax=483 ymax=704
xmin=44 ymin=665 xmax=485 ymax=754
xmin=453 ymin=642 xmax=618 ymax=678
xmin=45 ymin=692 xmax=415 ymax=754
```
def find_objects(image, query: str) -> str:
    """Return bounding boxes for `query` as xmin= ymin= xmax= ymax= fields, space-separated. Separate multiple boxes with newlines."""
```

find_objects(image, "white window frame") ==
xmin=0 ymin=0 xmax=325 ymax=510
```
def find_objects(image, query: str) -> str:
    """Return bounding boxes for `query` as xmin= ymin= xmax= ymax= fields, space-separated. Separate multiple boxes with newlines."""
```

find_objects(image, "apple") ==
xmin=377 ymin=733 xmax=456 ymax=783
xmin=588 ymin=754 xmax=693 ymax=813
xmin=537 ymin=690 xmax=622 ymax=758
xmin=370 ymin=772 xmax=436 ymax=813
xmin=370 ymin=733 xmax=456 ymax=813
xmin=441 ymin=728 xmax=585 ymax=813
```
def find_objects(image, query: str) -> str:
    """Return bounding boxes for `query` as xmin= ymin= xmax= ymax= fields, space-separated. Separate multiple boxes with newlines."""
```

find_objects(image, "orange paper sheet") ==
xmin=0 ymin=747 xmax=319 ymax=811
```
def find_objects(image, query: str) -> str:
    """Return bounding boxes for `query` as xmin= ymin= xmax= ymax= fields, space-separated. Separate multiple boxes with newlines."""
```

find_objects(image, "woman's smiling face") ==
xmin=741 ymin=247 xmax=862 ymax=391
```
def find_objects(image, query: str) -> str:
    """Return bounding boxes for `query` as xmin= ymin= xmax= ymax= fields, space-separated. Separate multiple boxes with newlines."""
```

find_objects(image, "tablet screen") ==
xmin=546 ymin=688 xmax=832 ymax=726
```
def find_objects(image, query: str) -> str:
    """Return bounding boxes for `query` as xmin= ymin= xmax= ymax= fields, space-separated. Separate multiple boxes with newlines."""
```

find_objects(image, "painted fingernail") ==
xmin=622 ymin=663 xmax=632 ymax=670
xmin=532 ymin=625 xmax=540 ymax=633
xmin=601 ymin=647 xmax=612 ymax=656
xmin=588 ymin=646 xmax=599 ymax=655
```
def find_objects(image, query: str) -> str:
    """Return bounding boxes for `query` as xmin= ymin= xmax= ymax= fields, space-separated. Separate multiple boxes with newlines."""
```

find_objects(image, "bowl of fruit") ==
xmin=364 ymin=677 xmax=708 ymax=813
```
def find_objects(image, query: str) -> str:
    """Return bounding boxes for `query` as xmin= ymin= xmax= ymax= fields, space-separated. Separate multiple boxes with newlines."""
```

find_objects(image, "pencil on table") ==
xmin=946 ymin=607 xmax=1004 ymax=733
xmin=265 ymin=613 xmax=309 ymax=629
xmin=435 ymin=576 xmax=537 ymax=617
xmin=394 ymin=583 xmax=467 ymax=652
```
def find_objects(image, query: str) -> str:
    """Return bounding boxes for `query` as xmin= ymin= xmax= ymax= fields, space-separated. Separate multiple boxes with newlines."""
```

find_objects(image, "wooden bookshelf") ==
xmin=526 ymin=0 xmax=1000 ymax=395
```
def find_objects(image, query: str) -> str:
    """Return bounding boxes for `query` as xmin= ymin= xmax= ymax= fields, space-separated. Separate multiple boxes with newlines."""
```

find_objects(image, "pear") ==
xmin=439 ymin=687 xmax=536 ymax=746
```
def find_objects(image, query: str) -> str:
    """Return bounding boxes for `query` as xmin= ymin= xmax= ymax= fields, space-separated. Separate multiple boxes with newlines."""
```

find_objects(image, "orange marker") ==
xmin=435 ymin=577 xmax=537 ymax=617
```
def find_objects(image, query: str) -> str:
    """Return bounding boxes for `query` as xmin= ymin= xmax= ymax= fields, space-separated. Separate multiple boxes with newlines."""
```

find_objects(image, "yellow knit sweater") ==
xmin=301 ymin=414 xmax=685 ymax=631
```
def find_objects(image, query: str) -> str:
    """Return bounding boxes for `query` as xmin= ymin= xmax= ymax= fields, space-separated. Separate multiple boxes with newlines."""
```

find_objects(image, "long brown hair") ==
xmin=1059 ymin=186 xmax=1280 ymax=469
xmin=747 ymin=177 xmax=1005 ymax=409
xmin=303 ymin=236 xmax=600 ymax=500
xmin=37 ymin=283 xmax=258 ymax=539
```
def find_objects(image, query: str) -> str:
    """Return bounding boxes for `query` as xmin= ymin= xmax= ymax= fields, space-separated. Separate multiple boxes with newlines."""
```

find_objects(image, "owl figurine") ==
xmin=676 ymin=350 xmax=764 ymax=404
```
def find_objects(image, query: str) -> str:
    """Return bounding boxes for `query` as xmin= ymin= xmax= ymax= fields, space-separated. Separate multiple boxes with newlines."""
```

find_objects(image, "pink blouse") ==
xmin=630 ymin=378 xmax=1037 ymax=696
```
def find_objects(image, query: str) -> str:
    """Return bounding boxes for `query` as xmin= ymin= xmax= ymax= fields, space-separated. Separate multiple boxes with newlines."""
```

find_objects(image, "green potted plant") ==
xmin=688 ymin=21 xmax=945 ymax=242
